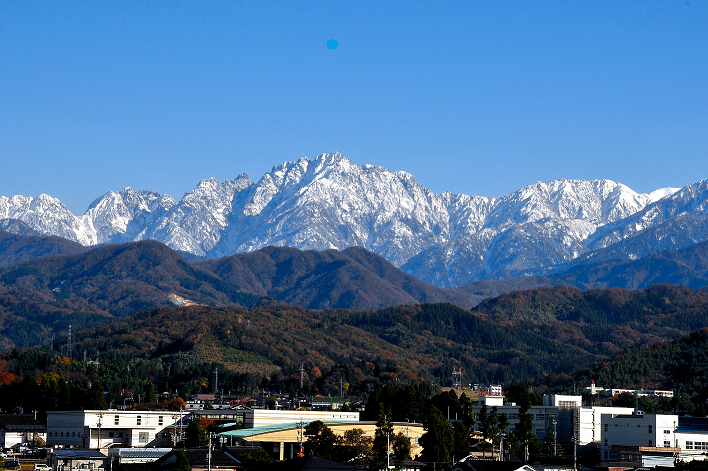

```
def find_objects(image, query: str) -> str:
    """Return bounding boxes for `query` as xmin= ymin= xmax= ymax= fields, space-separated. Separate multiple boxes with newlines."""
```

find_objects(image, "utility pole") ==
xmin=297 ymin=421 xmax=304 ymax=457
xmin=96 ymin=412 xmax=103 ymax=450
xmin=553 ymin=419 xmax=557 ymax=456
xmin=214 ymin=368 xmax=218 ymax=394
xmin=572 ymin=436 xmax=577 ymax=471
xmin=68 ymin=325 xmax=72 ymax=359
xmin=207 ymin=433 xmax=212 ymax=471
xmin=499 ymin=432 xmax=504 ymax=461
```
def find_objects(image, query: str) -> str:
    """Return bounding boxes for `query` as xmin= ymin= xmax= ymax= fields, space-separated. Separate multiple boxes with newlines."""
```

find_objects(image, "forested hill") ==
xmin=471 ymin=284 xmax=708 ymax=357
xmin=60 ymin=284 xmax=708 ymax=392
xmin=6 ymin=286 xmax=708 ymax=413
xmin=64 ymin=302 xmax=595 ymax=390
xmin=0 ymin=230 xmax=88 ymax=267
xmin=567 ymin=328 xmax=708 ymax=415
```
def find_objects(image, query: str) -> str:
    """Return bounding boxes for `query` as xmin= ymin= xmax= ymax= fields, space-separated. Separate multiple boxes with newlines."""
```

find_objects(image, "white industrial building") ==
xmin=242 ymin=409 xmax=359 ymax=428
xmin=473 ymin=393 xmax=641 ymax=453
xmin=46 ymin=410 xmax=184 ymax=450
xmin=46 ymin=409 xmax=359 ymax=451
xmin=600 ymin=413 xmax=708 ymax=467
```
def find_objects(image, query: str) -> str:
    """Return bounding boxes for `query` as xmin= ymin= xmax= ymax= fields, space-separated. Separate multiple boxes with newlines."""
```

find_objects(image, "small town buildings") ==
xmin=309 ymin=397 xmax=349 ymax=410
xmin=50 ymin=449 xmax=108 ymax=471
xmin=0 ymin=424 xmax=47 ymax=450
xmin=241 ymin=409 xmax=359 ymax=428
xmin=108 ymin=447 xmax=172 ymax=465
xmin=600 ymin=413 xmax=708 ymax=467
xmin=473 ymin=393 xmax=638 ymax=455
xmin=219 ymin=420 xmax=424 ymax=461
xmin=0 ymin=414 xmax=45 ymax=450
xmin=585 ymin=381 xmax=674 ymax=398
xmin=577 ymin=405 xmax=635 ymax=445
xmin=46 ymin=409 xmax=254 ymax=451
xmin=47 ymin=410 xmax=181 ymax=450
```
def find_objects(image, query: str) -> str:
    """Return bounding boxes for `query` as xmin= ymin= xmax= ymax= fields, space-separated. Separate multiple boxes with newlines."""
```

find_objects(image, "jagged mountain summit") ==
xmin=0 ymin=151 xmax=692 ymax=287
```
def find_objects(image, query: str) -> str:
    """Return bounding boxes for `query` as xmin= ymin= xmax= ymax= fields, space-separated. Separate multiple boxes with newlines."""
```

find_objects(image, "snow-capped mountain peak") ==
xmin=1 ymin=152 xmax=704 ymax=287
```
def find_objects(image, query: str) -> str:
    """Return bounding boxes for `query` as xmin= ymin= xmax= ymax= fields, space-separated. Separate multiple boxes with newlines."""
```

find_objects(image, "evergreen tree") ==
xmin=175 ymin=450 xmax=191 ymax=471
xmin=240 ymin=448 xmax=272 ymax=466
xmin=452 ymin=421 xmax=470 ymax=462
xmin=392 ymin=432 xmax=411 ymax=467
xmin=419 ymin=406 xmax=454 ymax=463
xmin=477 ymin=403 xmax=491 ymax=458
xmin=87 ymin=382 xmax=107 ymax=410
xmin=372 ymin=405 xmax=394 ymax=468
xmin=303 ymin=421 xmax=338 ymax=458
xmin=142 ymin=382 xmax=157 ymax=404
xmin=185 ymin=419 xmax=207 ymax=447
xmin=498 ymin=413 xmax=510 ymax=459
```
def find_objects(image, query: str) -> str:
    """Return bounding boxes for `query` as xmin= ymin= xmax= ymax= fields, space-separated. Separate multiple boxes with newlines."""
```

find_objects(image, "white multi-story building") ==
xmin=577 ymin=406 xmax=635 ymax=445
xmin=46 ymin=409 xmax=359 ymax=451
xmin=474 ymin=393 xmax=639 ymax=452
xmin=47 ymin=410 xmax=187 ymax=450
xmin=600 ymin=413 xmax=708 ymax=467
xmin=584 ymin=381 xmax=674 ymax=398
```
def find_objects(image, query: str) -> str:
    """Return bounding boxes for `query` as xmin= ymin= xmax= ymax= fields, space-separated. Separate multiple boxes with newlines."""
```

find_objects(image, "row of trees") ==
xmin=304 ymin=410 xmax=411 ymax=468
xmin=362 ymin=383 xmax=546 ymax=464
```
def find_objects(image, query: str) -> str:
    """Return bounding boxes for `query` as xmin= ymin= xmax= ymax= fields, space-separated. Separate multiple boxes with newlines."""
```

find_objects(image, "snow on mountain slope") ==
xmin=0 ymin=194 xmax=96 ymax=245
xmin=587 ymin=180 xmax=703 ymax=249
xmin=210 ymin=153 xmax=452 ymax=265
xmin=0 ymin=152 xmax=697 ymax=286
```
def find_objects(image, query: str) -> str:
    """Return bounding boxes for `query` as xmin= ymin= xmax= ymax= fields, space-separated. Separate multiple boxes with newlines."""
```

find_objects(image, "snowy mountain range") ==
xmin=3 ymin=151 xmax=706 ymax=287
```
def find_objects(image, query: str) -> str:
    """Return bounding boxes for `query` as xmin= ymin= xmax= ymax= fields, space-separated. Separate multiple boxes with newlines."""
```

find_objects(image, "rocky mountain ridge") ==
xmin=2 ymin=151 xmax=697 ymax=287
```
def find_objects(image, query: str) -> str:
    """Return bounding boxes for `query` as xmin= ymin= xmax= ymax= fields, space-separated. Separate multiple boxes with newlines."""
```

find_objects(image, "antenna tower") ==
xmin=452 ymin=368 xmax=463 ymax=391
xmin=68 ymin=325 xmax=72 ymax=359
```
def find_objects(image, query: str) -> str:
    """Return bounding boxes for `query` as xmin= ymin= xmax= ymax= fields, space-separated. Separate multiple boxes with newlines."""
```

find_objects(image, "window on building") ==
xmin=664 ymin=430 xmax=671 ymax=434
xmin=159 ymin=416 xmax=163 ymax=425
xmin=604 ymin=424 xmax=608 ymax=432
xmin=648 ymin=425 xmax=653 ymax=434
xmin=139 ymin=432 xmax=148 ymax=443
xmin=72 ymin=432 xmax=75 ymax=437
xmin=115 ymin=415 xmax=120 ymax=425
xmin=665 ymin=441 xmax=671 ymax=447
xmin=686 ymin=441 xmax=694 ymax=449
xmin=119 ymin=432 xmax=124 ymax=438
xmin=60 ymin=432 xmax=63 ymax=437
xmin=137 ymin=416 xmax=142 ymax=425
xmin=604 ymin=439 xmax=608 ymax=446
xmin=604 ymin=451 xmax=609 ymax=459
xmin=109 ymin=432 xmax=114 ymax=438
xmin=649 ymin=440 xmax=653 ymax=446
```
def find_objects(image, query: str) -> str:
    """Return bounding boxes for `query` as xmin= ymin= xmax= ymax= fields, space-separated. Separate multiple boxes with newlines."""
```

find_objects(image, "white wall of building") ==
xmin=243 ymin=410 xmax=359 ymax=428
xmin=47 ymin=410 xmax=181 ymax=450
xmin=577 ymin=406 xmax=634 ymax=445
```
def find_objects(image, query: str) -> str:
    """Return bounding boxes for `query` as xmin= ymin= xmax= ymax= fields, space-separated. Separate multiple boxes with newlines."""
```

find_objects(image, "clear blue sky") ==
xmin=1 ymin=1 xmax=707 ymax=214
